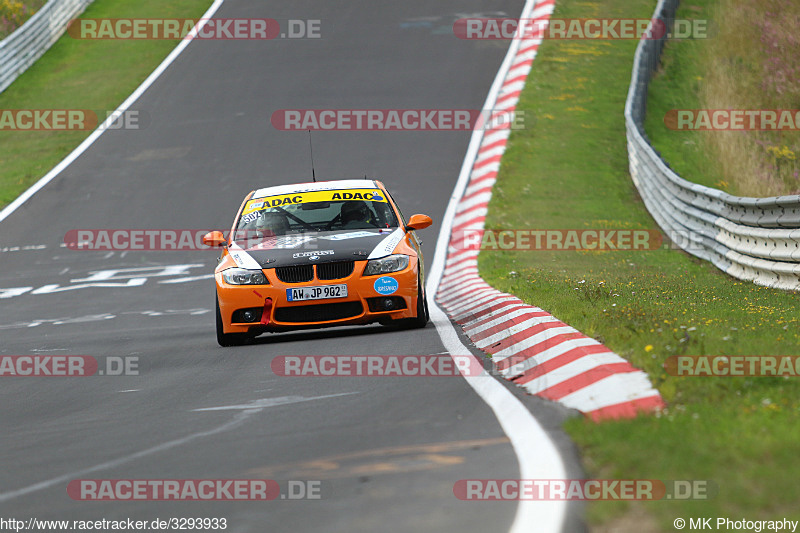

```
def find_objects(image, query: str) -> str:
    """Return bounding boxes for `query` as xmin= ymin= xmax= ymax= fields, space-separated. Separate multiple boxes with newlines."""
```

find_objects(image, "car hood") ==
xmin=229 ymin=228 xmax=405 ymax=269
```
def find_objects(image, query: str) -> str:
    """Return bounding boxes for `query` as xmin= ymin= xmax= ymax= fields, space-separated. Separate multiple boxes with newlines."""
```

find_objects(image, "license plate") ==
xmin=286 ymin=284 xmax=348 ymax=302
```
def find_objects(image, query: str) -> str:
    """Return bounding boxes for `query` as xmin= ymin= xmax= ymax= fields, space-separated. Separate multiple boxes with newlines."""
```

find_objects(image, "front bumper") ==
xmin=216 ymin=259 xmax=419 ymax=334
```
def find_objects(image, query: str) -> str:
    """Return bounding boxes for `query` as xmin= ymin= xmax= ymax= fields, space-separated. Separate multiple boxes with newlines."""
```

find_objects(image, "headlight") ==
xmin=364 ymin=254 xmax=409 ymax=276
xmin=222 ymin=268 xmax=268 ymax=285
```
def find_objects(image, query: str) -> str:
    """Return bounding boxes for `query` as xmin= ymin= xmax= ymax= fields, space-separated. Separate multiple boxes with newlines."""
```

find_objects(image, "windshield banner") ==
xmin=243 ymin=189 xmax=388 ymax=215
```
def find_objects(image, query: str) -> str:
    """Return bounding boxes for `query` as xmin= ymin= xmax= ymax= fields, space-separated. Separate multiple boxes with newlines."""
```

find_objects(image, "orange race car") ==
xmin=203 ymin=179 xmax=432 ymax=346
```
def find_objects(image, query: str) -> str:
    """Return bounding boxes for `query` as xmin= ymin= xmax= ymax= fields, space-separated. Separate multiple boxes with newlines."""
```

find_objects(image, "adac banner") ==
xmin=243 ymin=189 xmax=388 ymax=215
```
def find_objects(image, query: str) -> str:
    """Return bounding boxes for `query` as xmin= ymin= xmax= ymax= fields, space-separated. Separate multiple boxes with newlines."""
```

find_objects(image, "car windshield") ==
xmin=235 ymin=188 xmax=399 ymax=240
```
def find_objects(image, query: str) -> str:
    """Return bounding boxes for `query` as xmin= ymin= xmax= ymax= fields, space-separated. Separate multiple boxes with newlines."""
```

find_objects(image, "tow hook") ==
xmin=261 ymin=298 xmax=273 ymax=325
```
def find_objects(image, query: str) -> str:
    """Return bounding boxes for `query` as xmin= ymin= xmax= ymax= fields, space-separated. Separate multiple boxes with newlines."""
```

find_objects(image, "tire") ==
xmin=402 ymin=272 xmax=429 ymax=329
xmin=216 ymin=297 xmax=251 ymax=347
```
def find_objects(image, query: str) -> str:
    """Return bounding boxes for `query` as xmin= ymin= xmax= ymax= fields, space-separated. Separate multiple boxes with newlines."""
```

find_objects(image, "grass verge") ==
xmin=0 ymin=0 xmax=212 ymax=209
xmin=644 ymin=0 xmax=800 ymax=196
xmin=0 ymin=0 xmax=47 ymax=39
xmin=478 ymin=0 xmax=800 ymax=530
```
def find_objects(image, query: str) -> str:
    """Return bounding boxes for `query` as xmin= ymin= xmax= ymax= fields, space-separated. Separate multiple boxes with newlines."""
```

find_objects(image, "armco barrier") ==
xmin=626 ymin=0 xmax=800 ymax=290
xmin=0 ymin=0 xmax=93 ymax=94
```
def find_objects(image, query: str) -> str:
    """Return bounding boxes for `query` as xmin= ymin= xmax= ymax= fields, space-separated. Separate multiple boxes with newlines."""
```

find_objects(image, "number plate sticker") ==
xmin=286 ymin=284 xmax=348 ymax=302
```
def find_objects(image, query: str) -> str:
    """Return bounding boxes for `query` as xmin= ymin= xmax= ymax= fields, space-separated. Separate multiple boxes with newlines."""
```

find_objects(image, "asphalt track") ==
xmin=0 ymin=1 xmax=584 ymax=531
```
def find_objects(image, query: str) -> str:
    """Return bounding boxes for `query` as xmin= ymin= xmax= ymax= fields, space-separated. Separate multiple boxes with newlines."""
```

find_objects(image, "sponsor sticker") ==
xmin=319 ymin=231 xmax=376 ymax=241
xmin=228 ymin=245 xmax=262 ymax=270
xmin=248 ymin=235 xmax=315 ymax=250
xmin=374 ymin=276 xmax=399 ymax=295
xmin=292 ymin=250 xmax=334 ymax=258
xmin=243 ymin=189 xmax=388 ymax=215
xmin=368 ymin=228 xmax=405 ymax=259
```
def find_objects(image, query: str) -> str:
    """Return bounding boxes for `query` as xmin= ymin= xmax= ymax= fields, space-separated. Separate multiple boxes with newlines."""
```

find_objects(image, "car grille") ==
xmin=275 ymin=265 xmax=314 ymax=283
xmin=274 ymin=302 xmax=363 ymax=323
xmin=316 ymin=261 xmax=354 ymax=280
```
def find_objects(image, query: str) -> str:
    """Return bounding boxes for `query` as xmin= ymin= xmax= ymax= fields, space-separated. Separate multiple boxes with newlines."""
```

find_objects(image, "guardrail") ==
xmin=0 ymin=0 xmax=93 ymax=94
xmin=625 ymin=0 xmax=800 ymax=290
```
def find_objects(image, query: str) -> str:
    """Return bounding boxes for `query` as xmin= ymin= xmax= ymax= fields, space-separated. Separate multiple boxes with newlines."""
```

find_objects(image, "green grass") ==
xmin=642 ymin=1 xmax=724 ymax=190
xmin=644 ymin=0 xmax=800 ymax=196
xmin=0 ymin=0 xmax=48 ymax=39
xmin=478 ymin=0 xmax=800 ymax=529
xmin=0 ymin=0 xmax=212 ymax=208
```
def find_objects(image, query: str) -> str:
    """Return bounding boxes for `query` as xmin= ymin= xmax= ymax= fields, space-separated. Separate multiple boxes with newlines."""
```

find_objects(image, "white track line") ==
xmin=426 ymin=0 xmax=566 ymax=530
xmin=0 ymin=392 xmax=355 ymax=502
xmin=0 ymin=0 xmax=227 ymax=224
xmin=0 ymin=0 xmax=231 ymax=503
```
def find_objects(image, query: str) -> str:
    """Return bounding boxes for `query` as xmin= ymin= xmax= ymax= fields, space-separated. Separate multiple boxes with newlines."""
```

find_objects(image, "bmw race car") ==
xmin=203 ymin=180 xmax=432 ymax=346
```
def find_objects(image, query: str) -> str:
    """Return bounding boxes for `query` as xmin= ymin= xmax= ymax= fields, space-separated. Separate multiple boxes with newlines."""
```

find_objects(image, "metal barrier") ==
xmin=0 ymin=0 xmax=93 ymax=94
xmin=625 ymin=0 xmax=800 ymax=290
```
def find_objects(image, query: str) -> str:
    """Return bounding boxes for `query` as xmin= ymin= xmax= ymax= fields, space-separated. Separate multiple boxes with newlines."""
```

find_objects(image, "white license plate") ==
xmin=286 ymin=284 xmax=348 ymax=302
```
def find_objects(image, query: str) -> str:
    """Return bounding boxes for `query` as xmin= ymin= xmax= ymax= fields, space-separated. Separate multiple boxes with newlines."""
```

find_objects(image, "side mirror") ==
xmin=405 ymin=214 xmax=433 ymax=231
xmin=202 ymin=230 xmax=227 ymax=247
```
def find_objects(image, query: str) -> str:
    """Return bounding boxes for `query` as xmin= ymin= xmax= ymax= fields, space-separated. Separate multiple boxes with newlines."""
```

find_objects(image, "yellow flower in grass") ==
xmin=766 ymin=145 xmax=797 ymax=160
xmin=562 ymin=46 xmax=607 ymax=56
xmin=1 ymin=0 xmax=25 ymax=20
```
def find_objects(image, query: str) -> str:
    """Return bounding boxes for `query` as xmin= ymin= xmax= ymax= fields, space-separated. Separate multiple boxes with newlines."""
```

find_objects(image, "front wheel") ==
xmin=399 ymin=272 xmax=429 ymax=329
xmin=216 ymin=298 xmax=251 ymax=347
